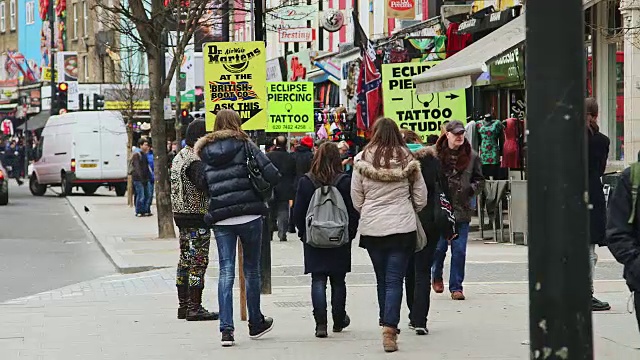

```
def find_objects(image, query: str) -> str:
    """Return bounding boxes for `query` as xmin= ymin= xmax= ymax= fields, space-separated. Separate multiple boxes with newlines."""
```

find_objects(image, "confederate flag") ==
xmin=353 ymin=11 xmax=382 ymax=131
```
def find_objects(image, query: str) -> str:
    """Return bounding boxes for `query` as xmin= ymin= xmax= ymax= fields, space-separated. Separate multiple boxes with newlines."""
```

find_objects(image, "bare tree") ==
xmin=94 ymin=0 xmax=211 ymax=238
xmin=111 ymin=48 xmax=147 ymax=207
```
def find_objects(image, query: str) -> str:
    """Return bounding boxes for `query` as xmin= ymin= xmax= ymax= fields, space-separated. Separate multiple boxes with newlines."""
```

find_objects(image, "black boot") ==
xmin=186 ymin=287 xmax=219 ymax=321
xmin=332 ymin=313 xmax=350 ymax=333
xmin=314 ymin=312 xmax=328 ymax=338
xmin=177 ymin=285 xmax=189 ymax=319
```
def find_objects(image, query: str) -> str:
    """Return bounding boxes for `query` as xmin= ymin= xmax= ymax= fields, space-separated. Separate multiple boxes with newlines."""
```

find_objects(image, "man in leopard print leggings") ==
xmin=170 ymin=119 xmax=219 ymax=321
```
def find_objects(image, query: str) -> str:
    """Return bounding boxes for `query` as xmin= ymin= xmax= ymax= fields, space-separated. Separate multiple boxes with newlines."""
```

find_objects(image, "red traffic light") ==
xmin=58 ymin=82 xmax=68 ymax=92
xmin=181 ymin=109 xmax=188 ymax=118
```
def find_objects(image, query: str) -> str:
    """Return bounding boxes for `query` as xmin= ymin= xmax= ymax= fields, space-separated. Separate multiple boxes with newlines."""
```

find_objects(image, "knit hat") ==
xmin=185 ymin=119 xmax=207 ymax=147
xmin=300 ymin=135 xmax=314 ymax=149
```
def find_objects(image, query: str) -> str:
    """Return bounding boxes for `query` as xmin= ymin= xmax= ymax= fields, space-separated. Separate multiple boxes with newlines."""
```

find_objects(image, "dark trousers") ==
xmin=176 ymin=227 xmax=211 ymax=288
xmin=405 ymin=231 xmax=438 ymax=328
xmin=311 ymin=272 xmax=347 ymax=324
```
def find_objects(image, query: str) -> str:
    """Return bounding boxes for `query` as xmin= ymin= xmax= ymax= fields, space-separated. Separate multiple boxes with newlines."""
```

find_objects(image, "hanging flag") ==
xmin=352 ymin=11 xmax=382 ymax=130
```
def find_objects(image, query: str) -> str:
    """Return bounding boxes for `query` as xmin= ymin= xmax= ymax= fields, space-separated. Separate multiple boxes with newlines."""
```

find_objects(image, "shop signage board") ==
xmin=279 ymin=28 xmax=316 ymax=43
xmin=204 ymin=41 xmax=267 ymax=131
xmin=166 ymin=44 xmax=196 ymax=103
xmin=266 ymin=82 xmax=314 ymax=133
xmin=489 ymin=48 xmax=524 ymax=85
xmin=386 ymin=0 xmax=416 ymax=20
xmin=266 ymin=5 xmax=317 ymax=31
xmin=382 ymin=61 xmax=467 ymax=140
xmin=56 ymin=52 xmax=79 ymax=110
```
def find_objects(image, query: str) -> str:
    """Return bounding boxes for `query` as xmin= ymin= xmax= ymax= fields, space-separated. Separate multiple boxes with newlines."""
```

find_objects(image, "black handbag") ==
xmin=434 ymin=176 xmax=458 ymax=241
xmin=243 ymin=141 xmax=272 ymax=201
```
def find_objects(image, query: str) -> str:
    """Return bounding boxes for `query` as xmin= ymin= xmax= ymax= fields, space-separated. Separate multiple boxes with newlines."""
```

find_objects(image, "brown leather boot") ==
xmin=177 ymin=285 xmax=189 ymax=319
xmin=382 ymin=326 xmax=398 ymax=352
xmin=432 ymin=279 xmax=444 ymax=294
xmin=186 ymin=287 xmax=219 ymax=321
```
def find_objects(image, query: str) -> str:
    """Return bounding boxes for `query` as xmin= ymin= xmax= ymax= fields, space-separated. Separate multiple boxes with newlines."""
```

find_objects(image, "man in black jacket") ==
xmin=607 ymin=165 xmax=640 ymax=330
xmin=289 ymin=135 xmax=314 ymax=232
xmin=267 ymin=136 xmax=296 ymax=241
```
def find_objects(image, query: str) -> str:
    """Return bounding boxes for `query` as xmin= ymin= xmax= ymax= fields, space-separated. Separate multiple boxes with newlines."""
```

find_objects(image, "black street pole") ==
xmin=527 ymin=0 xmax=593 ymax=358
xmin=48 ymin=0 xmax=56 ymax=116
xmin=254 ymin=0 xmax=271 ymax=295
xmin=221 ymin=0 xmax=229 ymax=42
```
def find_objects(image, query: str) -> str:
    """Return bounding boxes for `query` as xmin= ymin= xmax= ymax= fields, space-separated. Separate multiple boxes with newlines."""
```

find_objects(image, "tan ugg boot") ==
xmin=382 ymin=326 xmax=398 ymax=352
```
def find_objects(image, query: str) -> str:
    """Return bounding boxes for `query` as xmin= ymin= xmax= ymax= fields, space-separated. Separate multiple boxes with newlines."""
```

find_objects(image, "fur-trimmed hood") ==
xmin=194 ymin=129 xmax=251 ymax=167
xmin=354 ymin=150 xmax=421 ymax=183
xmin=412 ymin=145 xmax=437 ymax=160
xmin=194 ymin=130 xmax=247 ymax=157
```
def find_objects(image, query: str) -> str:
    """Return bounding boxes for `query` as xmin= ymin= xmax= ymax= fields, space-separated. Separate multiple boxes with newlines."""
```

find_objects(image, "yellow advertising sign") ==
xmin=42 ymin=67 xmax=57 ymax=82
xmin=104 ymin=101 xmax=150 ymax=110
xmin=382 ymin=62 xmax=467 ymax=140
xmin=266 ymin=82 xmax=314 ymax=133
xmin=204 ymin=41 xmax=267 ymax=131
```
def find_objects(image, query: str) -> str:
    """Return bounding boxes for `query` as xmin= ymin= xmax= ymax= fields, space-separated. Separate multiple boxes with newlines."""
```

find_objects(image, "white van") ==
xmin=29 ymin=111 xmax=128 ymax=196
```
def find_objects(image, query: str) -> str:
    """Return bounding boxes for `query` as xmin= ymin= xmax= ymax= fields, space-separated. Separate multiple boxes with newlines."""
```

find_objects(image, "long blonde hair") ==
xmin=214 ymin=109 xmax=249 ymax=138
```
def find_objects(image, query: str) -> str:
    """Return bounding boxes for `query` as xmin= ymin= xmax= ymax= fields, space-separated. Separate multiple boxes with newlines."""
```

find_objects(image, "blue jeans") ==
xmin=311 ymin=273 xmax=347 ymax=322
xmin=145 ymin=181 xmax=154 ymax=214
xmin=212 ymin=217 xmax=263 ymax=332
xmin=133 ymin=181 xmax=152 ymax=215
xmin=432 ymin=222 xmax=470 ymax=292
xmin=367 ymin=247 xmax=412 ymax=328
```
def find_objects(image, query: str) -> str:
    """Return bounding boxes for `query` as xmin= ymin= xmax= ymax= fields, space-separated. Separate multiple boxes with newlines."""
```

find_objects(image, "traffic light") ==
xmin=54 ymin=82 xmax=68 ymax=114
xmin=93 ymin=94 xmax=105 ymax=111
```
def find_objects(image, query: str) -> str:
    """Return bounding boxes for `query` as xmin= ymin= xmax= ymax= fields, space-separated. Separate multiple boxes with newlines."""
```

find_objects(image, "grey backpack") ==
xmin=305 ymin=174 xmax=350 ymax=248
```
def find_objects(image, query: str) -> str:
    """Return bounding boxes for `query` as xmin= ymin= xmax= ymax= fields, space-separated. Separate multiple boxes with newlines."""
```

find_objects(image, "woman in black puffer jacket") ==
xmin=195 ymin=109 xmax=280 ymax=347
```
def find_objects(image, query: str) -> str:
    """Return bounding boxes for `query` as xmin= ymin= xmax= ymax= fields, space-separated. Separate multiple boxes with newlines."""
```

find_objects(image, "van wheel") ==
xmin=61 ymin=173 xmax=73 ymax=196
xmin=82 ymin=184 xmax=100 ymax=195
xmin=114 ymin=183 xmax=126 ymax=197
xmin=29 ymin=174 xmax=47 ymax=196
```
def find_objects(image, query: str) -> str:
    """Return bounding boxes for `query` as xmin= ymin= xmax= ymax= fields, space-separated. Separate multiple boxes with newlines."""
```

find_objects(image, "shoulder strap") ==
xmin=628 ymin=163 xmax=640 ymax=224
xmin=306 ymin=173 xmax=322 ymax=189
xmin=332 ymin=173 xmax=348 ymax=187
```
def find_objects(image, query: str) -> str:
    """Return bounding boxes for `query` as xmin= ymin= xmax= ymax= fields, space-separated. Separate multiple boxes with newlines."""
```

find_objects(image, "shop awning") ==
xmin=413 ymin=0 xmax=601 ymax=94
xmin=17 ymin=112 xmax=49 ymax=131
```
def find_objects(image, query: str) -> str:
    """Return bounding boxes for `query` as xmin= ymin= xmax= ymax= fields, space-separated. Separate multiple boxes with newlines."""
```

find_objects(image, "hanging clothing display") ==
xmin=501 ymin=117 xmax=523 ymax=169
xmin=465 ymin=120 xmax=479 ymax=151
xmin=405 ymin=36 xmax=447 ymax=61
xmin=315 ymin=82 xmax=340 ymax=108
xmin=2 ymin=119 xmax=14 ymax=136
xmin=446 ymin=23 xmax=472 ymax=58
xmin=477 ymin=119 xmax=504 ymax=165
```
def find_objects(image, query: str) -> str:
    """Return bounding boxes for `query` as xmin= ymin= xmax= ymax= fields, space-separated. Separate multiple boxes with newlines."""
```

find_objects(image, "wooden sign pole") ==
xmin=238 ymin=240 xmax=247 ymax=321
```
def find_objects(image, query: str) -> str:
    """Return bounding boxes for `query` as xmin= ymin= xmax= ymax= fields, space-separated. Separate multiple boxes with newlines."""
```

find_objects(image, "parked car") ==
xmin=29 ymin=111 xmax=128 ymax=197
xmin=0 ymin=162 xmax=8 ymax=205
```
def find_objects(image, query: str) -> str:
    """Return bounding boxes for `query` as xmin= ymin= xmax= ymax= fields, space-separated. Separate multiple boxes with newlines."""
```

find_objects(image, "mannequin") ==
xmin=465 ymin=115 xmax=479 ymax=151
xmin=476 ymin=114 xmax=504 ymax=180
xmin=501 ymin=113 xmax=523 ymax=169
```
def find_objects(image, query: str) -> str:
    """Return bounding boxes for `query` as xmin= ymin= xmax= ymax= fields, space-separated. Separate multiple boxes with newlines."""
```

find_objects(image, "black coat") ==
xmin=267 ymin=147 xmax=296 ymax=202
xmin=412 ymin=146 xmax=444 ymax=239
xmin=588 ymin=130 xmax=610 ymax=246
xmin=293 ymin=174 xmax=359 ymax=275
xmin=195 ymin=130 xmax=281 ymax=225
xmin=607 ymin=167 xmax=640 ymax=291
xmin=292 ymin=145 xmax=313 ymax=193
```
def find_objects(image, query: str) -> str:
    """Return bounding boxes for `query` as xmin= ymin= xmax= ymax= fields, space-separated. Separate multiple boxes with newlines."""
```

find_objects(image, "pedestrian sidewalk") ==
xmin=65 ymin=189 xmax=180 ymax=273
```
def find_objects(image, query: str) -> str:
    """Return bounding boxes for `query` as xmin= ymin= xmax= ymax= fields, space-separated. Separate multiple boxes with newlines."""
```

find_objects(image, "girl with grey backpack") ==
xmin=293 ymin=143 xmax=360 ymax=338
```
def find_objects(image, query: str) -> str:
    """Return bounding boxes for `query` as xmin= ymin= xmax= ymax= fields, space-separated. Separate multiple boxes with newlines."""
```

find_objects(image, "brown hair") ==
xmin=585 ymin=97 xmax=599 ymax=133
xmin=310 ymin=142 xmax=344 ymax=185
xmin=364 ymin=117 xmax=411 ymax=169
xmin=400 ymin=129 xmax=423 ymax=144
xmin=213 ymin=109 xmax=249 ymax=138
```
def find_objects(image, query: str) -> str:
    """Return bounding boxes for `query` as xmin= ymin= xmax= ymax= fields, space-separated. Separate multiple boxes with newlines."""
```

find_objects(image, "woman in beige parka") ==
xmin=351 ymin=118 xmax=428 ymax=353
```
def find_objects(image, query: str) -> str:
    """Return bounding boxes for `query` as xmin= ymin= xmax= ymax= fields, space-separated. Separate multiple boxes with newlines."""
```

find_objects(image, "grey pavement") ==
xmin=2 ymin=185 xmax=639 ymax=358
xmin=0 ymin=182 xmax=114 ymax=302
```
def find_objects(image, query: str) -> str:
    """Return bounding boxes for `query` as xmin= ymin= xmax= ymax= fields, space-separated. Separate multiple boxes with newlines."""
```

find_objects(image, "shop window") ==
xmin=0 ymin=2 xmax=6 ymax=33
xmin=9 ymin=0 xmax=14 ymax=31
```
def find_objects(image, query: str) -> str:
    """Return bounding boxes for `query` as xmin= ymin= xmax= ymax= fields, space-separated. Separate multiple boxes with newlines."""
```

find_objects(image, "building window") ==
xmin=416 ymin=0 xmax=422 ymax=19
xmin=0 ymin=2 xmax=5 ymax=32
xmin=9 ymin=0 xmax=15 ymax=30
xmin=83 ymin=55 xmax=89 ymax=81
xmin=82 ymin=0 xmax=88 ymax=37
xmin=25 ymin=1 xmax=34 ymax=25
xmin=73 ymin=3 xmax=78 ymax=38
